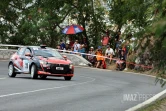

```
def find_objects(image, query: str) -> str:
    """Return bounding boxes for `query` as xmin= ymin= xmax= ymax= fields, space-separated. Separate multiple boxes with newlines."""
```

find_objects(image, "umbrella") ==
xmin=62 ymin=25 xmax=84 ymax=34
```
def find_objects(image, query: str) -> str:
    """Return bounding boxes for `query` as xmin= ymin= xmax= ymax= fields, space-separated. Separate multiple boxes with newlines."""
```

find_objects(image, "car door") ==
xmin=22 ymin=48 xmax=33 ymax=73
xmin=13 ymin=47 xmax=26 ymax=72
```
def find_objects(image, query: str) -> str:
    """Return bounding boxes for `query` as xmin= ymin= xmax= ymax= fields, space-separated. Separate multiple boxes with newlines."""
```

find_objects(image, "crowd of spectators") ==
xmin=56 ymin=31 xmax=131 ymax=71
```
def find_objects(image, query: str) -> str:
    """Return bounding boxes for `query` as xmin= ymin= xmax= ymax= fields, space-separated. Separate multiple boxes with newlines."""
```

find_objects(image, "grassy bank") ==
xmin=138 ymin=97 xmax=166 ymax=111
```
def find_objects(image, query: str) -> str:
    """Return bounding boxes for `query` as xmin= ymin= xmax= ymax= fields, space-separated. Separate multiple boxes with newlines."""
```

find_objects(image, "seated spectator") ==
xmin=56 ymin=45 xmax=62 ymax=52
xmin=95 ymin=46 xmax=104 ymax=68
xmin=105 ymin=45 xmax=115 ymax=64
xmin=73 ymin=40 xmax=80 ymax=52
xmin=116 ymin=50 xmax=126 ymax=71
xmin=88 ymin=47 xmax=96 ymax=66
xmin=70 ymin=47 xmax=75 ymax=54
xmin=78 ymin=44 xmax=85 ymax=58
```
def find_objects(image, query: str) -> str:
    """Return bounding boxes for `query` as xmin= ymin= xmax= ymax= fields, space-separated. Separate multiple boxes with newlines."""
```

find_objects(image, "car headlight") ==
xmin=69 ymin=63 xmax=73 ymax=69
xmin=39 ymin=60 xmax=48 ymax=65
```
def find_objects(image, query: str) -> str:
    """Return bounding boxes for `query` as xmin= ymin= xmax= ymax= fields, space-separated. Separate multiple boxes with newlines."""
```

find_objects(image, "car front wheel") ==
xmin=8 ymin=63 xmax=16 ymax=77
xmin=39 ymin=75 xmax=47 ymax=79
xmin=30 ymin=64 xmax=38 ymax=79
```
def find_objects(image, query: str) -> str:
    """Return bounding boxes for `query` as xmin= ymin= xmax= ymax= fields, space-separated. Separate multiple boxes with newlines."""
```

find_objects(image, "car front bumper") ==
xmin=38 ymin=71 xmax=74 ymax=77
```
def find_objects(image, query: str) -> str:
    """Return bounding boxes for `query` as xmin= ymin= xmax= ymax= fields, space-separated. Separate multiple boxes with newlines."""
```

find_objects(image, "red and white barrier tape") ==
xmin=56 ymin=49 xmax=153 ymax=69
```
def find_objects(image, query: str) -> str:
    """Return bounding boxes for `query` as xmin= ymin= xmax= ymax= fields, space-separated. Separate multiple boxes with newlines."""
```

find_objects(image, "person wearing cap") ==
xmin=88 ymin=46 xmax=95 ymax=66
xmin=105 ymin=45 xmax=115 ymax=64
xmin=95 ymin=46 xmax=104 ymax=68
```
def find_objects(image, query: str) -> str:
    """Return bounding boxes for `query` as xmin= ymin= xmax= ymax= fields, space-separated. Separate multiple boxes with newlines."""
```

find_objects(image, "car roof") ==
xmin=20 ymin=46 xmax=55 ymax=50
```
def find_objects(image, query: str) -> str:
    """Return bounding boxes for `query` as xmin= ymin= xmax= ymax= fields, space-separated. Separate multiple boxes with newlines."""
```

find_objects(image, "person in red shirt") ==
xmin=102 ymin=36 xmax=110 ymax=46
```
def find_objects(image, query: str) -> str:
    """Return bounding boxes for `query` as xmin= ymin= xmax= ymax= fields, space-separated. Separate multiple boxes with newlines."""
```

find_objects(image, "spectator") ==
xmin=95 ymin=46 xmax=104 ymax=68
xmin=122 ymin=44 xmax=127 ymax=59
xmin=105 ymin=45 xmax=115 ymax=64
xmin=88 ymin=47 xmax=96 ymax=66
xmin=70 ymin=47 xmax=75 ymax=54
xmin=115 ymin=31 xmax=121 ymax=57
xmin=116 ymin=50 xmax=126 ymax=71
xmin=73 ymin=40 xmax=80 ymax=52
xmin=57 ymin=45 xmax=61 ymax=50
xmin=115 ymin=31 xmax=121 ymax=41
xmin=65 ymin=44 xmax=70 ymax=50
xmin=60 ymin=40 xmax=66 ymax=50
xmin=78 ymin=44 xmax=86 ymax=58
xmin=69 ymin=37 xmax=74 ymax=48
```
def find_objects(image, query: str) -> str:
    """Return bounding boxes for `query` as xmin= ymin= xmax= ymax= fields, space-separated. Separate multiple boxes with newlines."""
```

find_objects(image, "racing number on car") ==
xmin=23 ymin=60 xmax=29 ymax=72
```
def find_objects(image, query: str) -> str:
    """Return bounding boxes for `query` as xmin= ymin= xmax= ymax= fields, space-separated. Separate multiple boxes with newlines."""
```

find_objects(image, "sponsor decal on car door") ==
xmin=22 ymin=59 xmax=30 ymax=73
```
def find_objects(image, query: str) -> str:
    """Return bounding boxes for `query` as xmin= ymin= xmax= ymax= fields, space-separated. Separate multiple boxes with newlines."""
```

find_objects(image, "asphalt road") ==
xmin=0 ymin=61 xmax=165 ymax=111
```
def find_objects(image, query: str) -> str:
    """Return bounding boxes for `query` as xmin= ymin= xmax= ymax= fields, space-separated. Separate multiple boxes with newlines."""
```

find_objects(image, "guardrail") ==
xmin=0 ymin=44 xmax=92 ymax=66
xmin=0 ymin=44 xmax=22 ymax=60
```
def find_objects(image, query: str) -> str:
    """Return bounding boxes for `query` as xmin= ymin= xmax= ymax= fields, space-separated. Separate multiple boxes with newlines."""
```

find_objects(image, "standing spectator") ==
xmin=60 ymin=40 xmax=66 ymax=50
xmin=105 ymin=45 xmax=115 ymax=64
xmin=78 ymin=44 xmax=86 ymax=58
xmin=115 ymin=31 xmax=121 ymax=41
xmin=73 ymin=40 xmax=80 ymax=52
xmin=81 ymin=36 xmax=88 ymax=51
xmin=115 ymin=31 xmax=121 ymax=57
xmin=95 ymin=46 xmax=104 ymax=68
xmin=69 ymin=37 xmax=74 ymax=48
xmin=65 ymin=44 xmax=70 ymax=50
xmin=123 ymin=43 xmax=131 ymax=71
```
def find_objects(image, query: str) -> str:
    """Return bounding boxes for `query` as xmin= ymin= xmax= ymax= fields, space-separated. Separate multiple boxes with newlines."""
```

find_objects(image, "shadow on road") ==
xmin=9 ymin=76 xmax=75 ymax=82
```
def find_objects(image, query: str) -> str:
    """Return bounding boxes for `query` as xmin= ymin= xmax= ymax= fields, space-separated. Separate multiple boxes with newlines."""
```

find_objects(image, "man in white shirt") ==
xmin=73 ymin=40 xmax=80 ymax=52
xmin=105 ymin=45 xmax=115 ymax=64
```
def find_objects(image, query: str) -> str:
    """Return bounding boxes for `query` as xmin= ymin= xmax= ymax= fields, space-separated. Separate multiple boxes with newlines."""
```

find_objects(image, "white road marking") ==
xmin=0 ymin=76 xmax=95 ymax=98
xmin=126 ymin=89 xmax=166 ymax=111
xmin=0 ymin=78 xmax=6 ymax=80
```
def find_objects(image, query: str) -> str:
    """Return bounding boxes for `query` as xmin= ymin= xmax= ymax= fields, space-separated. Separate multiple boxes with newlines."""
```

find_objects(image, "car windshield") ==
xmin=33 ymin=48 xmax=63 ymax=59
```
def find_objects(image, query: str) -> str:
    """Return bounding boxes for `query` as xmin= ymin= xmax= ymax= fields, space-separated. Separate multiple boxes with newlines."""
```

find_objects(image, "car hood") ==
xmin=37 ymin=56 xmax=71 ymax=65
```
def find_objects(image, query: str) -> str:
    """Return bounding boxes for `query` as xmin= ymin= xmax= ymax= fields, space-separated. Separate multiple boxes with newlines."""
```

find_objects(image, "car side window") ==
xmin=17 ymin=48 xmax=26 ymax=55
xmin=24 ymin=48 xmax=32 ymax=55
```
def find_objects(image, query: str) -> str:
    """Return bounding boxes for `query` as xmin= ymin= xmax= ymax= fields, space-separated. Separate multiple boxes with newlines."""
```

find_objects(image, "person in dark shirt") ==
xmin=60 ymin=40 xmax=66 ymax=50
xmin=115 ymin=31 xmax=121 ymax=57
xmin=116 ymin=50 xmax=126 ymax=70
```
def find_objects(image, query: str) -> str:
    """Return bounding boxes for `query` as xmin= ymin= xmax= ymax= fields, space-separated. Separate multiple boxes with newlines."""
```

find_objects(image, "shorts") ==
xmin=116 ymin=60 xmax=124 ymax=64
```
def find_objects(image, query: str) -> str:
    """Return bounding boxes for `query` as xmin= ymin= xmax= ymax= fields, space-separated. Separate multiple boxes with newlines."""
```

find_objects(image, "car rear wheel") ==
xmin=8 ymin=63 xmax=16 ymax=77
xmin=30 ymin=64 xmax=38 ymax=79
xmin=64 ymin=76 xmax=72 ymax=81
xmin=39 ymin=75 xmax=47 ymax=79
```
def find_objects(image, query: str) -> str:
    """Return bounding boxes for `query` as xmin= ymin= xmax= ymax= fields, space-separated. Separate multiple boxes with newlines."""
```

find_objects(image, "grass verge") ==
xmin=137 ymin=97 xmax=166 ymax=111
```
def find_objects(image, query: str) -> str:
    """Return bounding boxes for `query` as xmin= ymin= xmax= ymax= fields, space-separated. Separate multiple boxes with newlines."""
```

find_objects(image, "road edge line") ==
xmin=126 ymin=89 xmax=166 ymax=111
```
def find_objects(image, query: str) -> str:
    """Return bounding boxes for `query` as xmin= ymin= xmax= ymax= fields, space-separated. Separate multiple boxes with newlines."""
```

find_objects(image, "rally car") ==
xmin=8 ymin=45 xmax=74 ymax=80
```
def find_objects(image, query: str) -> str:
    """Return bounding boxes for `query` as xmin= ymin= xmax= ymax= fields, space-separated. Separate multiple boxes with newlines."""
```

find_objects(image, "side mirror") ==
xmin=63 ymin=55 xmax=67 ymax=60
xmin=25 ymin=53 xmax=32 ymax=57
